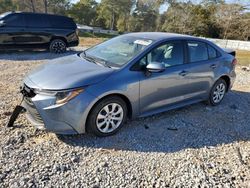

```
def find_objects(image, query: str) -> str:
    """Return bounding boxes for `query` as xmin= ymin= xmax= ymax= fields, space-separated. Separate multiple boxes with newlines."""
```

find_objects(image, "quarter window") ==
xmin=51 ymin=16 xmax=75 ymax=29
xmin=207 ymin=44 xmax=217 ymax=59
xmin=188 ymin=41 xmax=208 ymax=62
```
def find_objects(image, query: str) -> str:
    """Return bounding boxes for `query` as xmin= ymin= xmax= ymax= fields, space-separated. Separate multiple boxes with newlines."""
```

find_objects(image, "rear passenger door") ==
xmin=24 ymin=14 xmax=52 ymax=45
xmin=184 ymin=40 xmax=221 ymax=99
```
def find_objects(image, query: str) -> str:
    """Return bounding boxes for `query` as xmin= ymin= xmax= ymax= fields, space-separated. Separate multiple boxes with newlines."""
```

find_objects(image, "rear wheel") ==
xmin=87 ymin=96 xmax=127 ymax=137
xmin=49 ymin=39 xmax=66 ymax=53
xmin=207 ymin=79 xmax=227 ymax=106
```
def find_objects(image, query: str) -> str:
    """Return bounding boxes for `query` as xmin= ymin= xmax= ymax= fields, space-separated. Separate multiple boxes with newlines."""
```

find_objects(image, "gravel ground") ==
xmin=0 ymin=49 xmax=250 ymax=187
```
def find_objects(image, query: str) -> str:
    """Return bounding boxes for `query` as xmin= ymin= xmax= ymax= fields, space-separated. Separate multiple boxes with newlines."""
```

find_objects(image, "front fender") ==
xmin=83 ymin=70 xmax=141 ymax=130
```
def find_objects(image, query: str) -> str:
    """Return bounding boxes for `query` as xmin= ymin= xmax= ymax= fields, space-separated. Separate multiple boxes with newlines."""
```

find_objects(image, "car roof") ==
xmin=12 ymin=11 xmax=69 ymax=19
xmin=124 ymin=32 xmax=202 ymax=42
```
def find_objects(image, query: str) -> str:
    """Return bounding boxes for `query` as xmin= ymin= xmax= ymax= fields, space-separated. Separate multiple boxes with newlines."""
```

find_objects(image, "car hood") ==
xmin=24 ymin=54 xmax=114 ymax=90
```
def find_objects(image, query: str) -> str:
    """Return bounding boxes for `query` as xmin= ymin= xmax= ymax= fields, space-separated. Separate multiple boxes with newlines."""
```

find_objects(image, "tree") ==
xmin=128 ymin=0 xmax=159 ymax=32
xmin=0 ymin=0 xmax=17 ymax=13
xmin=8 ymin=0 xmax=70 ymax=14
xmin=45 ymin=0 xmax=70 ymax=14
xmin=96 ymin=0 xmax=133 ymax=30
xmin=160 ymin=2 xmax=194 ymax=34
xmin=159 ymin=1 xmax=221 ymax=38
xmin=190 ymin=4 xmax=220 ymax=37
xmin=44 ymin=0 xmax=48 ymax=13
xmin=67 ymin=0 xmax=97 ymax=25
xmin=215 ymin=3 xmax=245 ymax=39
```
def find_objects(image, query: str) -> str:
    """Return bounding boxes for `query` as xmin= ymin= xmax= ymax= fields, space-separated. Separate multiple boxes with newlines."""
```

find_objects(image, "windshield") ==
xmin=81 ymin=35 xmax=153 ymax=68
xmin=0 ymin=12 xmax=11 ymax=20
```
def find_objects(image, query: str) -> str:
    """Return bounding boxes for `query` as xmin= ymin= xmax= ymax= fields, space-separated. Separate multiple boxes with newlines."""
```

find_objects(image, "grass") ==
xmin=79 ymin=37 xmax=105 ymax=48
xmin=78 ymin=32 xmax=117 ymax=48
xmin=79 ymin=32 xmax=117 ymax=38
xmin=236 ymin=50 xmax=250 ymax=66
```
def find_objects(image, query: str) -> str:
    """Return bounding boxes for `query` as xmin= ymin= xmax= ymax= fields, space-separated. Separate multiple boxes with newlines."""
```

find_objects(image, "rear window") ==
xmin=188 ymin=41 xmax=208 ymax=62
xmin=25 ymin=14 xmax=51 ymax=28
xmin=50 ymin=16 xmax=76 ymax=29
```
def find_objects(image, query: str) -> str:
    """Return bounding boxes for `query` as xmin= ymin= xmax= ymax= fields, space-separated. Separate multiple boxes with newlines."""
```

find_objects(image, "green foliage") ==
xmin=128 ymin=0 xmax=158 ymax=32
xmin=0 ymin=0 xmax=16 ymax=13
xmin=0 ymin=0 xmax=70 ymax=15
xmin=79 ymin=32 xmax=117 ymax=38
xmin=0 ymin=0 xmax=249 ymax=41
xmin=96 ymin=0 xmax=133 ymax=31
xmin=67 ymin=0 xmax=97 ymax=25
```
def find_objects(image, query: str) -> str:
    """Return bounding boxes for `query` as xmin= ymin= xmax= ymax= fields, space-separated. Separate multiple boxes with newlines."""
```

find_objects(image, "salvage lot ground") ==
xmin=0 ymin=43 xmax=250 ymax=187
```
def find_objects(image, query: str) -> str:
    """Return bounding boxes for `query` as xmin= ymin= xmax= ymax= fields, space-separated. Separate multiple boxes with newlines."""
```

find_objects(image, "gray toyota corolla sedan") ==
xmin=8 ymin=32 xmax=237 ymax=136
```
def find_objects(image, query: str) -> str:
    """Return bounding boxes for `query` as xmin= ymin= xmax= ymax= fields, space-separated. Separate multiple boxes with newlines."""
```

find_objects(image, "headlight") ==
xmin=56 ymin=88 xmax=84 ymax=105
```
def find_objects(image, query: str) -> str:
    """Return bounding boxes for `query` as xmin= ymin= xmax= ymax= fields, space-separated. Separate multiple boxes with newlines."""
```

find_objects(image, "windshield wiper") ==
xmin=81 ymin=51 xmax=112 ymax=68
xmin=81 ymin=52 xmax=98 ymax=65
xmin=95 ymin=58 xmax=112 ymax=68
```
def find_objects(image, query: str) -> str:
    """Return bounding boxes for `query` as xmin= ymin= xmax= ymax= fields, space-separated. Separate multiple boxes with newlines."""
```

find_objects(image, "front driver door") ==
xmin=1 ymin=13 xmax=26 ymax=45
xmin=139 ymin=40 xmax=192 ymax=116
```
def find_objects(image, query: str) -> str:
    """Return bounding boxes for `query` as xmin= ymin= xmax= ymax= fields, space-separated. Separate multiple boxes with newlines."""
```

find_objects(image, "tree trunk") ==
xmin=30 ymin=0 xmax=36 ymax=12
xmin=111 ymin=9 xmax=115 ymax=30
xmin=44 ymin=0 xmax=48 ymax=13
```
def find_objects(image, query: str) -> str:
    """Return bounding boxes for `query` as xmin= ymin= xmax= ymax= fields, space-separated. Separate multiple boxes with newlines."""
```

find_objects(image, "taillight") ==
xmin=232 ymin=58 xmax=237 ymax=66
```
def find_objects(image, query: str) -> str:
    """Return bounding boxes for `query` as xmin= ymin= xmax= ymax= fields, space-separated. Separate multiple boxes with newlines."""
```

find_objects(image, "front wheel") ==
xmin=207 ymin=79 xmax=227 ymax=106
xmin=49 ymin=39 xmax=67 ymax=53
xmin=87 ymin=96 xmax=127 ymax=137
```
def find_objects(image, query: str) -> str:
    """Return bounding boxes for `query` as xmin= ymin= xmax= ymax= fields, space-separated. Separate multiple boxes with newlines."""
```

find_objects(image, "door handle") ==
xmin=179 ymin=70 xmax=188 ymax=76
xmin=210 ymin=64 xmax=217 ymax=69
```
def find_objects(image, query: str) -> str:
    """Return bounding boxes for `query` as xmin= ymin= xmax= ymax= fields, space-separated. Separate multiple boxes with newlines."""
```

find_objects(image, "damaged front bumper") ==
xmin=7 ymin=84 xmax=96 ymax=135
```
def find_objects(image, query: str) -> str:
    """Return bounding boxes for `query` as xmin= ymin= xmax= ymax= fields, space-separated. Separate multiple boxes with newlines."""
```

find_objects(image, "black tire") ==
xmin=49 ymin=39 xmax=67 ymax=53
xmin=207 ymin=79 xmax=227 ymax=106
xmin=87 ymin=96 xmax=127 ymax=137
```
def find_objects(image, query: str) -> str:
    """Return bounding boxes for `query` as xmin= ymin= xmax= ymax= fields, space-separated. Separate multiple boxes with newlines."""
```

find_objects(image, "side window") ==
xmin=188 ymin=41 xmax=208 ymax=62
xmin=4 ymin=14 xmax=25 ymax=27
xmin=207 ymin=44 xmax=217 ymax=59
xmin=51 ymin=16 xmax=75 ymax=29
xmin=142 ymin=41 xmax=184 ymax=67
xmin=25 ymin=14 xmax=51 ymax=28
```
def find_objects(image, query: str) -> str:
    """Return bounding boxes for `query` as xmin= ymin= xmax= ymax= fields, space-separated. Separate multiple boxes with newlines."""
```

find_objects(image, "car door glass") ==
xmin=25 ymin=14 xmax=51 ymax=28
xmin=188 ymin=41 xmax=208 ymax=62
xmin=146 ymin=41 xmax=184 ymax=67
xmin=207 ymin=44 xmax=217 ymax=59
xmin=4 ymin=14 xmax=24 ymax=27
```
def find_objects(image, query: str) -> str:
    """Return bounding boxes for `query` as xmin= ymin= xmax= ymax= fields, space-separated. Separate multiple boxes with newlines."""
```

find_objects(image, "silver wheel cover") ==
xmin=96 ymin=103 xmax=124 ymax=133
xmin=212 ymin=83 xmax=226 ymax=103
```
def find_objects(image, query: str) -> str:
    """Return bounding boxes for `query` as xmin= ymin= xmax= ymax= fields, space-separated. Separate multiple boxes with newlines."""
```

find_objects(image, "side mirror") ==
xmin=0 ymin=20 xmax=6 ymax=27
xmin=146 ymin=62 xmax=165 ymax=73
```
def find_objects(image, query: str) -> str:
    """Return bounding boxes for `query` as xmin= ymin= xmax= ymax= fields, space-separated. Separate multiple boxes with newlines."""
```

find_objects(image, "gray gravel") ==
xmin=1 ymin=50 xmax=250 ymax=187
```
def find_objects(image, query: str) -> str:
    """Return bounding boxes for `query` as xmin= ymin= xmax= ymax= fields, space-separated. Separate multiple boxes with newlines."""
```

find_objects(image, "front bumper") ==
xmin=19 ymin=86 xmax=97 ymax=135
